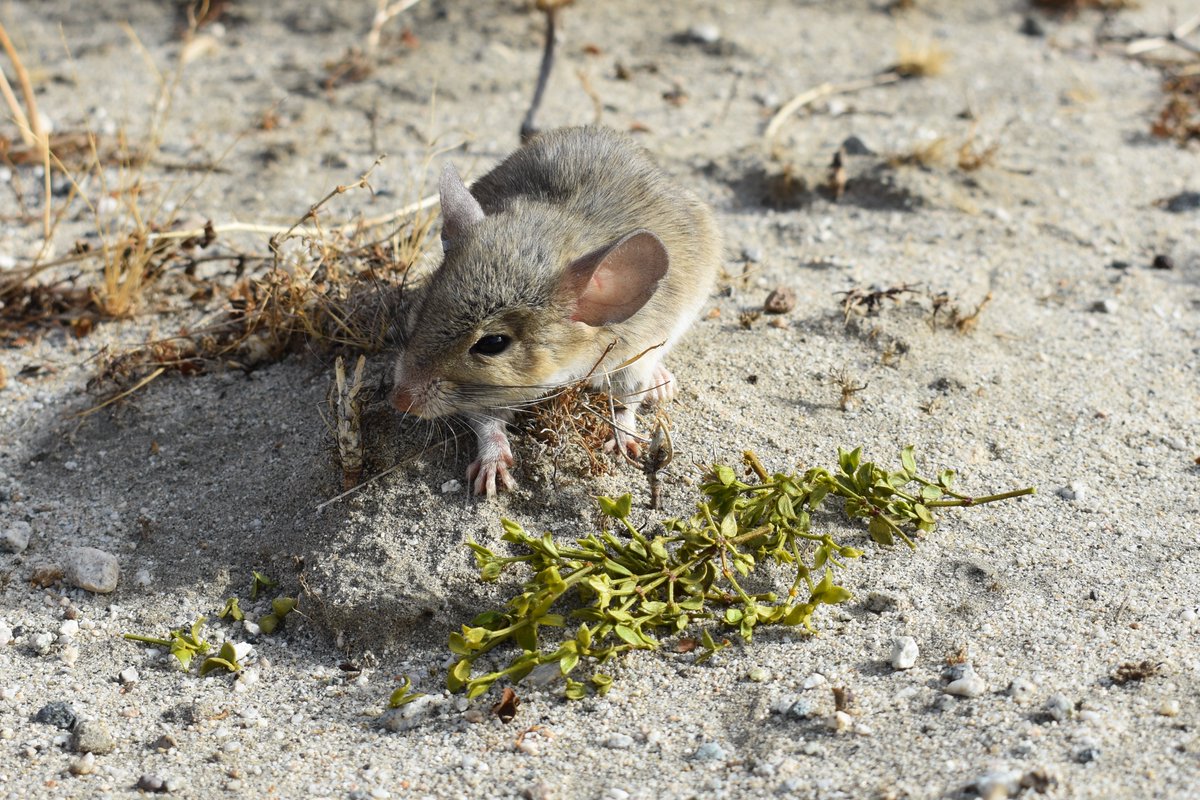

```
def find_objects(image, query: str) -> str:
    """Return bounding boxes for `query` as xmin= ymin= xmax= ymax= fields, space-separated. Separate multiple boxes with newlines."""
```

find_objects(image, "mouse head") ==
xmin=390 ymin=164 xmax=669 ymax=419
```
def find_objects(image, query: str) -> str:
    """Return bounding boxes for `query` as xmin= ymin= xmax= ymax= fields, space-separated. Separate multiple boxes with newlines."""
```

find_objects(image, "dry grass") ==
xmin=894 ymin=39 xmax=950 ymax=79
xmin=886 ymin=137 xmax=947 ymax=169
xmin=1152 ymin=71 xmax=1200 ymax=145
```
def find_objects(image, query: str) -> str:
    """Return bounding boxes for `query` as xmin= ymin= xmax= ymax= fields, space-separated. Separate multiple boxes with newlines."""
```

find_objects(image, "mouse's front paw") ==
xmin=467 ymin=446 xmax=516 ymax=497
xmin=603 ymin=407 xmax=644 ymax=462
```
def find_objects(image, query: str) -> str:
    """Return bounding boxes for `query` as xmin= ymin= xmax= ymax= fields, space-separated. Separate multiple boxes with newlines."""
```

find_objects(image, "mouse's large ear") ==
xmin=559 ymin=230 xmax=669 ymax=327
xmin=439 ymin=163 xmax=484 ymax=252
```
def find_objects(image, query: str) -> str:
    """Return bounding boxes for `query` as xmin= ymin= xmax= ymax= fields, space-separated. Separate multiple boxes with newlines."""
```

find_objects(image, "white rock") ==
xmin=890 ymin=636 xmax=918 ymax=670
xmin=63 ymin=547 xmax=120 ymax=593
xmin=685 ymin=23 xmax=721 ymax=44
xmin=945 ymin=666 xmax=987 ymax=698
xmin=440 ymin=479 xmax=462 ymax=494
xmin=380 ymin=694 xmax=439 ymax=732
xmin=1157 ymin=699 xmax=1180 ymax=717
xmin=1008 ymin=676 xmax=1037 ymax=704
xmin=1 ymin=520 xmax=31 ymax=553
xmin=604 ymin=733 xmax=634 ymax=749
xmin=119 ymin=667 xmax=139 ymax=685
xmin=1045 ymin=692 xmax=1073 ymax=722
xmin=0 ymin=625 xmax=13 ymax=647
xmin=802 ymin=673 xmax=827 ymax=689
xmin=60 ymin=644 xmax=79 ymax=666
xmin=972 ymin=768 xmax=1021 ymax=799
xmin=69 ymin=752 xmax=96 ymax=775
xmin=58 ymin=620 xmax=79 ymax=638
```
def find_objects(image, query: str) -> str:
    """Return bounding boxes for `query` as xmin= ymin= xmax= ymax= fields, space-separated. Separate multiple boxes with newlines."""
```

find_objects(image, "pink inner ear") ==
xmin=567 ymin=230 xmax=669 ymax=327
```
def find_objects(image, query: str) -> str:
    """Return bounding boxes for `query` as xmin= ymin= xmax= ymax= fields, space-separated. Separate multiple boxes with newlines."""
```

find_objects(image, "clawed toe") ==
xmin=467 ymin=455 xmax=516 ymax=497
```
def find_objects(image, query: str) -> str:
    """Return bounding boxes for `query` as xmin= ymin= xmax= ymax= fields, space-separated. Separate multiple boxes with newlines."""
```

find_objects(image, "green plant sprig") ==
xmin=447 ymin=446 xmax=1034 ymax=699
xmin=123 ymin=617 xmax=211 ymax=670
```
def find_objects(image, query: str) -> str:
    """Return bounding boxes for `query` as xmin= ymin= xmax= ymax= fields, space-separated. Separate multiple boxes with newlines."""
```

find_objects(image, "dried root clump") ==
xmin=1152 ymin=73 xmax=1200 ymax=145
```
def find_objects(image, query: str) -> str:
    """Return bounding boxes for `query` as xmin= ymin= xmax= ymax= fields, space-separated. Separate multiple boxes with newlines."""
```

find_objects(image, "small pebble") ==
xmin=58 ymin=619 xmax=79 ymax=638
xmin=440 ymin=479 xmax=462 ymax=494
xmin=1045 ymin=692 xmax=1073 ymax=722
xmin=945 ymin=666 xmax=987 ymax=698
xmin=1075 ymin=746 xmax=1100 ymax=764
xmin=60 ymin=644 xmax=79 ymax=666
xmin=973 ymin=768 xmax=1021 ymax=799
xmin=380 ymin=694 xmax=438 ymax=732
xmin=1 ymin=520 xmax=31 ymax=553
xmin=34 ymin=701 xmax=76 ymax=729
xmin=63 ymin=547 xmax=121 ymax=594
xmin=69 ymin=752 xmax=96 ymax=776
xmin=1019 ymin=15 xmax=1045 ymax=37
xmin=741 ymin=245 xmax=762 ymax=263
xmin=692 ymin=741 xmax=727 ymax=761
xmin=828 ymin=711 xmax=854 ymax=733
xmin=150 ymin=733 xmax=179 ymax=752
xmin=604 ymin=733 xmax=634 ymax=749
xmin=802 ymin=673 xmax=826 ymax=690
xmin=0 ymin=624 xmax=12 ymax=646
xmin=32 ymin=632 xmax=54 ymax=655
xmin=73 ymin=720 xmax=116 ymax=754
xmin=1008 ymin=676 xmax=1037 ymax=704
xmin=119 ymin=667 xmax=140 ymax=685
xmin=1162 ymin=191 xmax=1200 ymax=213
xmin=1055 ymin=482 xmax=1086 ymax=502
xmin=841 ymin=135 xmax=874 ymax=156
xmin=1090 ymin=299 xmax=1118 ymax=314
xmin=748 ymin=667 xmax=770 ymax=682
xmin=137 ymin=773 xmax=167 ymax=793
xmin=683 ymin=23 xmax=720 ymax=45
xmin=1157 ymin=699 xmax=1181 ymax=717
xmin=763 ymin=286 xmax=796 ymax=314
xmin=1151 ymin=254 xmax=1174 ymax=270
xmin=889 ymin=636 xmax=918 ymax=670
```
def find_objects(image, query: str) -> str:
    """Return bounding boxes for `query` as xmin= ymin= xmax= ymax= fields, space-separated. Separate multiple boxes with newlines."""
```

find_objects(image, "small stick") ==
xmin=0 ymin=22 xmax=44 ymax=145
xmin=764 ymin=71 xmax=903 ymax=146
xmin=147 ymin=189 xmax=438 ymax=244
xmin=365 ymin=0 xmax=423 ymax=56
xmin=521 ymin=3 xmax=563 ymax=143
xmin=67 ymin=367 xmax=166 ymax=420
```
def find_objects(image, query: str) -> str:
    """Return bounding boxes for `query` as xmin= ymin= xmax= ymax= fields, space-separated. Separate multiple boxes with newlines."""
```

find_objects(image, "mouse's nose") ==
xmin=390 ymin=386 xmax=422 ymax=415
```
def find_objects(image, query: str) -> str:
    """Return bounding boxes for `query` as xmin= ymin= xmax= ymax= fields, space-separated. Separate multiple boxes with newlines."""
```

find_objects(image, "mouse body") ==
xmin=390 ymin=126 xmax=721 ymax=495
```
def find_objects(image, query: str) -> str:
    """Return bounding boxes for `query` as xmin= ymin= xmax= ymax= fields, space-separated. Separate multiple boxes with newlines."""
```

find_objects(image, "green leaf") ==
xmin=271 ymin=597 xmax=297 ymax=617
xmin=714 ymin=465 xmax=736 ymax=486
xmin=838 ymin=447 xmax=861 ymax=475
xmin=921 ymin=484 xmax=943 ymax=500
xmin=564 ymin=679 xmax=587 ymax=700
xmin=868 ymin=515 xmax=895 ymax=546
xmin=250 ymin=572 xmax=276 ymax=601
xmin=514 ymin=624 xmax=538 ymax=653
xmin=559 ymin=652 xmax=580 ymax=675
xmin=597 ymin=495 xmax=631 ymax=519
xmin=900 ymin=445 xmax=917 ymax=477
xmin=613 ymin=624 xmax=641 ymax=646
xmin=720 ymin=512 xmax=738 ymax=539
xmin=914 ymin=504 xmax=936 ymax=524
xmin=218 ymin=598 xmax=244 ymax=622
xmin=938 ymin=469 xmax=956 ymax=489
xmin=257 ymin=613 xmax=280 ymax=634
xmin=591 ymin=674 xmax=613 ymax=696
xmin=724 ymin=608 xmax=744 ymax=624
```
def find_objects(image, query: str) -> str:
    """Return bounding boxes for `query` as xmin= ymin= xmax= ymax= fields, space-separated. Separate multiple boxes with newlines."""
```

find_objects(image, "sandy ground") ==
xmin=1 ymin=1 xmax=1199 ymax=798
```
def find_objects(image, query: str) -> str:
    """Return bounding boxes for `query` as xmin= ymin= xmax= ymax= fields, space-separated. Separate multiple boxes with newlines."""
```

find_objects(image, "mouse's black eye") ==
xmin=470 ymin=334 xmax=511 ymax=356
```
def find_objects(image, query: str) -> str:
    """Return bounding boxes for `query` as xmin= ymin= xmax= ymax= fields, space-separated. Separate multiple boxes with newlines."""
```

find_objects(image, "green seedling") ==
xmin=199 ymin=641 xmax=242 ymax=676
xmin=250 ymin=571 xmax=277 ymax=600
xmin=218 ymin=597 xmax=245 ymax=622
xmin=388 ymin=675 xmax=426 ymax=708
xmin=123 ymin=617 xmax=211 ymax=670
xmin=257 ymin=596 xmax=297 ymax=635
xmin=447 ymin=447 xmax=1034 ymax=699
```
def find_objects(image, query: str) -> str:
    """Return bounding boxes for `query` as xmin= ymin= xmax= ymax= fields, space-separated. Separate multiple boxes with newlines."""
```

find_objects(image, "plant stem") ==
xmin=925 ymin=487 xmax=1036 ymax=507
